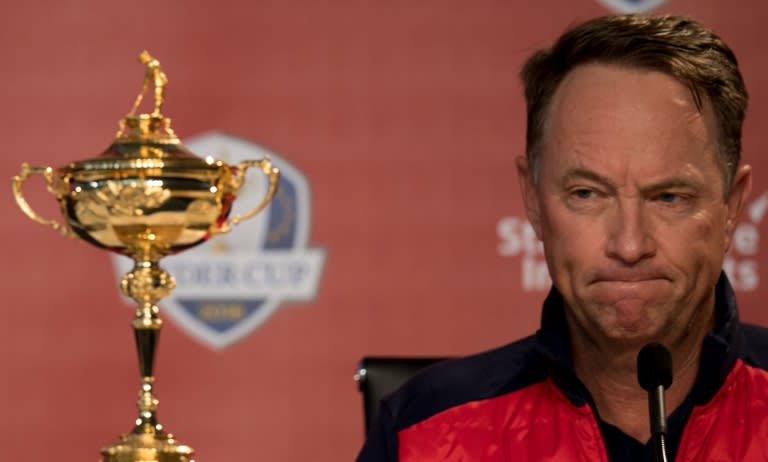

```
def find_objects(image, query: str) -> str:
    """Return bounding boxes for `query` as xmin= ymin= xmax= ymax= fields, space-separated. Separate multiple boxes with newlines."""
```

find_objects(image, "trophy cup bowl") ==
xmin=14 ymin=115 xmax=278 ymax=261
xmin=12 ymin=52 xmax=279 ymax=462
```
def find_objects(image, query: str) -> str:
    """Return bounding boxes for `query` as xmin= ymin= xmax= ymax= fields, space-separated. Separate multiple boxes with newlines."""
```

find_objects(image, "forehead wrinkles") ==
xmin=551 ymin=66 xmax=699 ymax=137
xmin=539 ymin=65 xmax=722 ymax=181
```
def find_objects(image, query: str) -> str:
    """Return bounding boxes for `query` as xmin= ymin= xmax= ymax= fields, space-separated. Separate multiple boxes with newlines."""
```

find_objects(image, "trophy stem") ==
xmin=133 ymin=300 xmax=161 ymax=433
xmin=100 ymin=259 xmax=194 ymax=462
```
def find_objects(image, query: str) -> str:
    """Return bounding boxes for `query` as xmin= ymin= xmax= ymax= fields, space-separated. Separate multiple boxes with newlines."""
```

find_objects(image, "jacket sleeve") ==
xmin=355 ymin=400 xmax=399 ymax=462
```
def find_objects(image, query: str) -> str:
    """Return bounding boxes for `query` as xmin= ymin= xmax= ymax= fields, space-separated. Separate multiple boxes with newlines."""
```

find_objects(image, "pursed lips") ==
xmin=589 ymin=269 xmax=670 ymax=284
xmin=588 ymin=275 xmax=670 ymax=306
xmin=588 ymin=272 xmax=670 ymax=298
xmin=591 ymin=278 xmax=668 ymax=289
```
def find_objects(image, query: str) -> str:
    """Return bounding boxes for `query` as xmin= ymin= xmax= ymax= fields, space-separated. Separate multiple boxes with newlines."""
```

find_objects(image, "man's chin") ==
xmin=597 ymin=320 xmax=664 ymax=347
xmin=589 ymin=297 xmax=668 ymax=339
xmin=590 ymin=304 xmax=664 ymax=345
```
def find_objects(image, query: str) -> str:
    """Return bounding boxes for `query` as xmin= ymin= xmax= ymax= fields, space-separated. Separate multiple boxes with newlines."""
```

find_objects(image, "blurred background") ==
xmin=2 ymin=0 xmax=767 ymax=460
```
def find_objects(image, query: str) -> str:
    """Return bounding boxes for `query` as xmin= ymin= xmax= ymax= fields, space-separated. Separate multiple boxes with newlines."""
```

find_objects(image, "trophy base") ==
xmin=101 ymin=430 xmax=194 ymax=462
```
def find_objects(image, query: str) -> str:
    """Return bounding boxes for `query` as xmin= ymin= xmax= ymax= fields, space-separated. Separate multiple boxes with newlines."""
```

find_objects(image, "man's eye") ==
xmin=572 ymin=189 xmax=595 ymax=199
xmin=656 ymin=192 xmax=681 ymax=203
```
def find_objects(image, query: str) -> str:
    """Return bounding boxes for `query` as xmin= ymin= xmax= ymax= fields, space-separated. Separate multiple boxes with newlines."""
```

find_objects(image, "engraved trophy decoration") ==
xmin=12 ymin=51 xmax=280 ymax=462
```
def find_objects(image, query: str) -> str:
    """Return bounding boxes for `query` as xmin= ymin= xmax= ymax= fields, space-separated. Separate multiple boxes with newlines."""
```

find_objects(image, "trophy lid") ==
xmin=63 ymin=51 xmax=223 ymax=176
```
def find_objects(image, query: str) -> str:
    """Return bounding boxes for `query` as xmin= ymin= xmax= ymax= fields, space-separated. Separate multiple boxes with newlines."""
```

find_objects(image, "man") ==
xmin=357 ymin=14 xmax=768 ymax=461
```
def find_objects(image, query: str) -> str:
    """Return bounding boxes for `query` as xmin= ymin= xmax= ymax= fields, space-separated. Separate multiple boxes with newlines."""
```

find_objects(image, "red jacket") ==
xmin=357 ymin=274 xmax=768 ymax=461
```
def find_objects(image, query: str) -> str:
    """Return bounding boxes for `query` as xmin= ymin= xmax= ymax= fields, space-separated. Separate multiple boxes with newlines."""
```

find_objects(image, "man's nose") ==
xmin=605 ymin=201 xmax=657 ymax=264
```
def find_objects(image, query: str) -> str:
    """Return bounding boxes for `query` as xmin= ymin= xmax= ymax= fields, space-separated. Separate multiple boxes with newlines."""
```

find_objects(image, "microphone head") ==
xmin=637 ymin=342 xmax=673 ymax=391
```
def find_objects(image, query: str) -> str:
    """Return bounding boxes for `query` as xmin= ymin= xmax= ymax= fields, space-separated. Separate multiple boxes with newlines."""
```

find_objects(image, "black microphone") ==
xmin=637 ymin=343 xmax=673 ymax=462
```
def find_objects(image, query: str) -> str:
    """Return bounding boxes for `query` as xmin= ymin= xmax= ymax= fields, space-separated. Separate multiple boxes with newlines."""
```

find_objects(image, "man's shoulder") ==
xmin=383 ymin=334 xmax=547 ymax=432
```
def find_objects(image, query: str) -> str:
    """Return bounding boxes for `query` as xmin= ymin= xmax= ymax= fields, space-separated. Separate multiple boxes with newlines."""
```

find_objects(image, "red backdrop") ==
xmin=2 ymin=1 xmax=768 ymax=461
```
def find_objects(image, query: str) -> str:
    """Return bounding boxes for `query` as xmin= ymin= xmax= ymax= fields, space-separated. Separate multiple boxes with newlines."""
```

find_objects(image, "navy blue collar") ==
xmin=533 ymin=272 xmax=742 ymax=407
xmin=533 ymin=273 xmax=742 ymax=460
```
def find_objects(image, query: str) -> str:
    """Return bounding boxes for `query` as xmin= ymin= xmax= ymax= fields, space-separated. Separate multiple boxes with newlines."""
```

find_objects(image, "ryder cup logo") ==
xmin=112 ymin=132 xmax=326 ymax=349
xmin=596 ymin=0 xmax=668 ymax=13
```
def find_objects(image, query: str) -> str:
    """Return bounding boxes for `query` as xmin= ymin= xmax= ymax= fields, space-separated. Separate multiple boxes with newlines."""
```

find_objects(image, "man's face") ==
xmin=518 ymin=63 xmax=751 ymax=346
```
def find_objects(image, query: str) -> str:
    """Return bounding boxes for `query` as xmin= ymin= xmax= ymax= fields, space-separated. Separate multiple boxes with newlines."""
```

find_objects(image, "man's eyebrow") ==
xmin=639 ymin=178 xmax=700 ymax=195
xmin=561 ymin=169 xmax=701 ymax=192
xmin=560 ymin=168 xmax=617 ymax=190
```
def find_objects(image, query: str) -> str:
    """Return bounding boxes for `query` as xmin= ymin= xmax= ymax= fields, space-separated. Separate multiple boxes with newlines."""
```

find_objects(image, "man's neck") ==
xmin=568 ymin=309 xmax=715 ymax=443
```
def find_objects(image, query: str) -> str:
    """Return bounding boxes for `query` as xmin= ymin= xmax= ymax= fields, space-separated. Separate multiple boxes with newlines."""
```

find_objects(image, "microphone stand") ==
xmin=637 ymin=343 xmax=673 ymax=462
xmin=648 ymin=383 xmax=669 ymax=462
xmin=652 ymin=433 xmax=669 ymax=462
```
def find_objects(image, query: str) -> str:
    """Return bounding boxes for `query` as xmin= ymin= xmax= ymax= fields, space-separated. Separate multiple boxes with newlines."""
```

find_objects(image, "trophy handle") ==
xmin=224 ymin=158 xmax=280 ymax=230
xmin=12 ymin=163 xmax=76 ymax=239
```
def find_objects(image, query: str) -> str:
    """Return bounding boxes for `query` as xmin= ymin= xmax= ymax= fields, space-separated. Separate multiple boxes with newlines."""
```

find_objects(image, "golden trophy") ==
xmin=12 ymin=51 xmax=280 ymax=462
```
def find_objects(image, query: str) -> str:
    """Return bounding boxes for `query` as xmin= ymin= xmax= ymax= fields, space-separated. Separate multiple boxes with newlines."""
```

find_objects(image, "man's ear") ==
xmin=516 ymin=155 xmax=543 ymax=240
xmin=724 ymin=164 xmax=753 ymax=252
